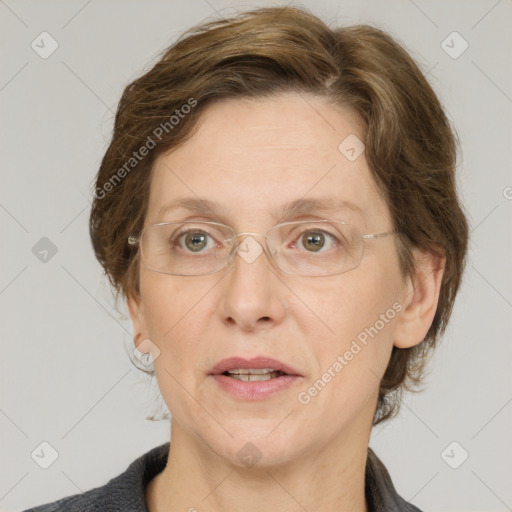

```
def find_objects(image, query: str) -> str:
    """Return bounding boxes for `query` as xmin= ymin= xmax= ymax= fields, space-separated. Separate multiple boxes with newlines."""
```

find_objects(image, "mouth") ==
xmin=209 ymin=356 xmax=303 ymax=400
xmin=209 ymin=356 xmax=302 ymax=378
xmin=221 ymin=368 xmax=287 ymax=382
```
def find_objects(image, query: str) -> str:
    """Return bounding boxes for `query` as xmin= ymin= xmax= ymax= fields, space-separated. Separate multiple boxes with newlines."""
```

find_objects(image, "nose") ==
xmin=217 ymin=234 xmax=287 ymax=331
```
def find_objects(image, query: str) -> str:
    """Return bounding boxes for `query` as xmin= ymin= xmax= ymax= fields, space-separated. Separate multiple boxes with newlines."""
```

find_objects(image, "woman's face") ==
xmin=129 ymin=92 xmax=412 ymax=467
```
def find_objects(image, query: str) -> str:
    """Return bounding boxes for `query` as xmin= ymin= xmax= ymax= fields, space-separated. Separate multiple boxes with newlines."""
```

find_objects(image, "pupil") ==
xmin=185 ymin=232 xmax=207 ymax=252
xmin=303 ymin=232 xmax=324 ymax=252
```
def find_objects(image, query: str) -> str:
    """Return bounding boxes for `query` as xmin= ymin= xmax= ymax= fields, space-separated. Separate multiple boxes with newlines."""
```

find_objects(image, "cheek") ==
xmin=296 ymin=262 xmax=401 ymax=341
xmin=295 ymin=307 xmax=397 ymax=427
xmin=138 ymin=272 xmax=214 ymax=372
xmin=139 ymin=274 xmax=216 ymax=421
xmin=139 ymin=269 xmax=209 ymax=335
xmin=296 ymin=263 xmax=402 ymax=408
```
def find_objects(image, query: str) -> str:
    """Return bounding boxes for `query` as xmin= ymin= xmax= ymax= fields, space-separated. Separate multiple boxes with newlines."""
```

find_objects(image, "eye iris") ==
xmin=302 ymin=231 xmax=325 ymax=252
xmin=185 ymin=232 xmax=208 ymax=252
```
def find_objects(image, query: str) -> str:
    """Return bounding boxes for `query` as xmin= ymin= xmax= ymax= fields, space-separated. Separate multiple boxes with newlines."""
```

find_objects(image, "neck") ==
xmin=146 ymin=420 xmax=371 ymax=512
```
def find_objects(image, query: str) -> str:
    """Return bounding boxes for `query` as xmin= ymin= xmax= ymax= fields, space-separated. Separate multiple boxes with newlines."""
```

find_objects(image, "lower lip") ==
xmin=210 ymin=374 xmax=301 ymax=401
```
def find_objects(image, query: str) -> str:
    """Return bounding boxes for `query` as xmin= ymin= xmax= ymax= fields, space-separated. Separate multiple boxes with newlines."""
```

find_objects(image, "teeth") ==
xmin=227 ymin=368 xmax=276 ymax=375
xmin=228 ymin=371 xmax=283 ymax=382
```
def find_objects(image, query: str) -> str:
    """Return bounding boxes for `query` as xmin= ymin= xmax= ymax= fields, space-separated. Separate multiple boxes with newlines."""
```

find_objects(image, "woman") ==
xmin=25 ymin=5 xmax=468 ymax=512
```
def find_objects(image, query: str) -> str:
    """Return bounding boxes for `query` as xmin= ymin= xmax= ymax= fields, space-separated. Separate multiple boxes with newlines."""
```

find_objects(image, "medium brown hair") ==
xmin=89 ymin=6 xmax=469 ymax=424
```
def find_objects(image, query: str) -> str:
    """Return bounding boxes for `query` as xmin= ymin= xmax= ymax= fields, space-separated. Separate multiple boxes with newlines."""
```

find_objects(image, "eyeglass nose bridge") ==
xmin=233 ymin=231 xmax=269 ymax=242
xmin=226 ymin=231 xmax=280 ymax=266
xmin=229 ymin=231 xmax=272 ymax=251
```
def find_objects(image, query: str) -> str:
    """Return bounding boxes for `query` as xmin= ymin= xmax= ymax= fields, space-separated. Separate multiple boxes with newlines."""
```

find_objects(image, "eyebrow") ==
xmin=156 ymin=196 xmax=363 ymax=222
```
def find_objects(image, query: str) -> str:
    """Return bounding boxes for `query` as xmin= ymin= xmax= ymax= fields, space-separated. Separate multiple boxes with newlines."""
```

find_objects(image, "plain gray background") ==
xmin=1 ymin=1 xmax=511 ymax=511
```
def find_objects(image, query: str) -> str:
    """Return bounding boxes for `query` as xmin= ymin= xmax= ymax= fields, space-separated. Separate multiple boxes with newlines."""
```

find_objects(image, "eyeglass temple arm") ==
xmin=362 ymin=231 xmax=399 ymax=240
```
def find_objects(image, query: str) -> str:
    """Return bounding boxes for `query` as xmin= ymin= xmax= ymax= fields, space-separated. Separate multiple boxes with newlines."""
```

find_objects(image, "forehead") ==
xmin=147 ymin=93 xmax=390 ymax=229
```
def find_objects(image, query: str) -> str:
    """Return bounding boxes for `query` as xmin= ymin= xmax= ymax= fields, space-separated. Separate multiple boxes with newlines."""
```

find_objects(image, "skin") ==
xmin=127 ymin=92 xmax=445 ymax=512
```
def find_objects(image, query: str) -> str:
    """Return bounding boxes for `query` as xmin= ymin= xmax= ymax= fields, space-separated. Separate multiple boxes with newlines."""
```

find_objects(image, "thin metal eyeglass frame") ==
xmin=127 ymin=220 xmax=400 ymax=277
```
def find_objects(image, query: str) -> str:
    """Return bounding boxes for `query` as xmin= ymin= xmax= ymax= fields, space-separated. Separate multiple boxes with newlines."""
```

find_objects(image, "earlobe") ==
xmin=393 ymin=249 xmax=445 ymax=349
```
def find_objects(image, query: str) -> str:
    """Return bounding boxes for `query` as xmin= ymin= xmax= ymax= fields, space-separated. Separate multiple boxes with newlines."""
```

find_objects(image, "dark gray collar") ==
xmin=366 ymin=447 xmax=423 ymax=511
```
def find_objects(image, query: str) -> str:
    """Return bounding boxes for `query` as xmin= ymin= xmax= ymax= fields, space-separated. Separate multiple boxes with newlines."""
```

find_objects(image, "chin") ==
xmin=201 ymin=420 xmax=309 ymax=470
xmin=222 ymin=440 xmax=302 ymax=470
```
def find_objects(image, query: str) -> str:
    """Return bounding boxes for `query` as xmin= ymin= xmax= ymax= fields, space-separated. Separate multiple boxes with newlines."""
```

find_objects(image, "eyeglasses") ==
xmin=127 ymin=220 xmax=398 ymax=277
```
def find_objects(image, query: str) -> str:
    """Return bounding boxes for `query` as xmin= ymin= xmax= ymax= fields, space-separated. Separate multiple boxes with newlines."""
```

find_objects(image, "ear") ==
xmin=127 ymin=291 xmax=150 ymax=352
xmin=393 ymin=248 xmax=445 ymax=349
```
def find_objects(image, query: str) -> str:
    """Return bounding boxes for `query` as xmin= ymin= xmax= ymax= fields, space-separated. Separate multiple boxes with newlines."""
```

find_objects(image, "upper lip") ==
xmin=209 ymin=356 xmax=302 ymax=377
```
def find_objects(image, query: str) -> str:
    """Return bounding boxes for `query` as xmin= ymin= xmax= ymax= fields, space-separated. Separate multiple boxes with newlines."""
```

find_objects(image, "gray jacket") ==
xmin=23 ymin=442 xmax=422 ymax=511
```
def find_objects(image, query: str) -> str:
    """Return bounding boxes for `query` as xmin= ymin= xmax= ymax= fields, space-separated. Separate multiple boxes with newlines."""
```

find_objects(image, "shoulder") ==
xmin=366 ymin=447 xmax=423 ymax=512
xmin=22 ymin=443 xmax=170 ymax=512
